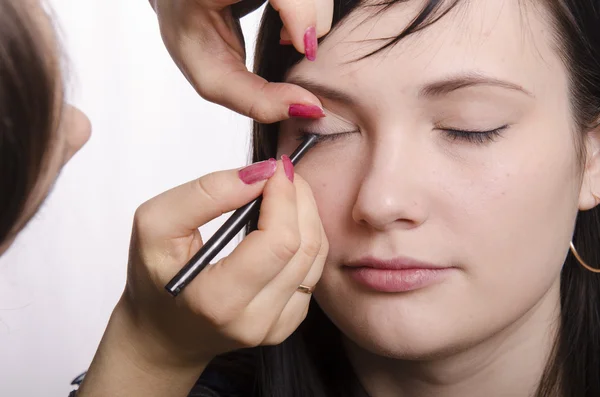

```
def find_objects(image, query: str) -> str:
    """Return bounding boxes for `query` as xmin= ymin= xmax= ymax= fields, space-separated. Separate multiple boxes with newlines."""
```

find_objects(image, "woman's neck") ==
xmin=343 ymin=281 xmax=561 ymax=397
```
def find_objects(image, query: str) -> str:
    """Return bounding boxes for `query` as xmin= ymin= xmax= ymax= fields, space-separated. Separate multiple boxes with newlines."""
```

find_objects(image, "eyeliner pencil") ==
xmin=165 ymin=134 xmax=320 ymax=297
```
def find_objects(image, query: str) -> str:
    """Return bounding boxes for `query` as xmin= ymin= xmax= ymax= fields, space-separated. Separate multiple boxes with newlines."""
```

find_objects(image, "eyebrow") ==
xmin=286 ymin=77 xmax=358 ymax=106
xmin=419 ymin=73 xmax=535 ymax=98
xmin=287 ymin=73 xmax=534 ymax=104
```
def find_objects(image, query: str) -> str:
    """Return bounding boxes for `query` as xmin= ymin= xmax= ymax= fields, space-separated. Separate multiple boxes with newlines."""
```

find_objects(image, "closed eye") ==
xmin=296 ymin=129 xmax=359 ymax=143
xmin=439 ymin=125 xmax=509 ymax=144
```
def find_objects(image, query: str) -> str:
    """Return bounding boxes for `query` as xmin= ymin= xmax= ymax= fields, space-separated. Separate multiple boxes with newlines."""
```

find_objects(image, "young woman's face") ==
xmin=0 ymin=0 xmax=91 ymax=253
xmin=278 ymin=0 xmax=598 ymax=360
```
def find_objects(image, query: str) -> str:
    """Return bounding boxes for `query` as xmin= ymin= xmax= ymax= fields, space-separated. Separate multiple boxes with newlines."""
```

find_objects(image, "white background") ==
xmin=0 ymin=1 xmax=263 ymax=395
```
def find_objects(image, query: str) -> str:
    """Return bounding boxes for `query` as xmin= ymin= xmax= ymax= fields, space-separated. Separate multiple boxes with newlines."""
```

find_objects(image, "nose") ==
xmin=351 ymin=134 xmax=429 ymax=231
xmin=62 ymin=105 xmax=92 ymax=164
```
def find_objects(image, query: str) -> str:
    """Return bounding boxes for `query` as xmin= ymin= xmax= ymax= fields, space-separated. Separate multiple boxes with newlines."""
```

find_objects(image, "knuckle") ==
xmin=189 ymin=294 xmax=239 ymax=329
xmin=197 ymin=82 xmax=220 ymax=104
xmin=133 ymin=200 xmax=155 ymax=231
xmin=237 ymin=333 xmax=266 ymax=349
xmin=196 ymin=303 xmax=236 ymax=329
xmin=247 ymin=102 xmax=269 ymax=123
xmin=264 ymin=317 xmax=304 ymax=346
xmin=235 ymin=324 xmax=269 ymax=348
xmin=270 ymin=230 xmax=301 ymax=262
xmin=300 ymin=236 xmax=321 ymax=259
xmin=247 ymin=84 xmax=277 ymax=123
xmin=263 ymin=331 xmax=287 ymax=346
xmin=193 ymin=173 xmax=223 ymax=207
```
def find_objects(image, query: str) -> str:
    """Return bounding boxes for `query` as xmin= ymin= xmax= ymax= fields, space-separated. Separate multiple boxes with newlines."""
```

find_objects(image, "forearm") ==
xmin=77 ymin=301 xmax=207 ymax=397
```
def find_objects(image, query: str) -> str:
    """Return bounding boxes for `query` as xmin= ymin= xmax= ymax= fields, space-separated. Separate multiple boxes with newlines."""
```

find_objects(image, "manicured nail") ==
xmin=238 ymin=158 xmax=277 ymax=184
xmin=304 ymin=26 xmax=317 ymax=61
xmin=288 ymin=104 xmax=325 ymax=119
xmin=279 ymin=39 xmax=293 ymax=45
xmin=282 ymin=155 xmax=294 ymax=182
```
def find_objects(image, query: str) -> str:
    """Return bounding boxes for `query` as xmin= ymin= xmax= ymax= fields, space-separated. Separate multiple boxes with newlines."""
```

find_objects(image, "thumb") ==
xmin=134 ymin=159 xmax=278 ymax=241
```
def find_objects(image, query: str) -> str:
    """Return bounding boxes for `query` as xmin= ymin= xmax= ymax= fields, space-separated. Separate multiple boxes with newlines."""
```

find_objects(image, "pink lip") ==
xmin=343 ymin=256 xmax=454 ymax=293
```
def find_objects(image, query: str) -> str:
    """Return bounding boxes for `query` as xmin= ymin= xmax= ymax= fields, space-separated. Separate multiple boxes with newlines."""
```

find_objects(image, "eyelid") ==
xmin=299 ymin=125 xmax=359 ymax=135
xmin=293 ymin=109 xmax=357 ymax=132
xmin=296 ymin=128 xmax=359 ymax=143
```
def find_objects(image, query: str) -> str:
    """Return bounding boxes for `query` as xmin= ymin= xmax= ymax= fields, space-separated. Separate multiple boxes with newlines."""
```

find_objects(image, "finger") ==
xmin=263 ymin=218 xmax=328 ymax=344
xmin=270 ymin=0 xmax=317 ymax=60
xmin=193 ymin=161 xmax=300 ymax=307
xmin=163 ymin=8 xmax=325 ymax=122
xmin=245 ymin=175 xmax=327 ymax=335
xmin=299 ymin=212 xmax=328 ymax=288
xmin=315 ymin=0 xmax=333 ymax=37
xmin=134 ymin=160 xmax=277 ymax=241
xmin=200 ymin=67 xmax=325 ymax=123
xmin=280 ymin=0 xmax=331 ymax=44
xmin=252 ymin=175 xmax=323 ymax=304
xmin=264 ymin=190 xmax=328 ymax=344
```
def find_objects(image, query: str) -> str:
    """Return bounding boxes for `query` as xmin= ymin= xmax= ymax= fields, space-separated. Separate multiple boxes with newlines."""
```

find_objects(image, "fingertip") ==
xmin=238 ymin=158 xmax=278 ymax=185
xmin=281 ymin=155 xmax=295 ymax=182
xmin=288 ymin=103 xmax=325 ymax=119
xmin=289 ymin=26 xmax=318 ymax=60
xmin=263 ymin=158 xmax=294 ymax=194
xmin=303 ymin=26 xmax=317 ymax=61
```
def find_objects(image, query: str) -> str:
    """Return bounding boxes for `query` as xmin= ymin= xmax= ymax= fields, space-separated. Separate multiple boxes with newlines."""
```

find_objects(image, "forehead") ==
xmin=287 ymin=0 xmax=566 ymax=102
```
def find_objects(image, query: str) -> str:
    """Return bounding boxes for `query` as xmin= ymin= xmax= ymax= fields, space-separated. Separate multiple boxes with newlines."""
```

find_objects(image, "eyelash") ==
xmin=297 ymin=125 xmax=509 ymax=145
xmin=296 ymin=129 xmax=359 ymax=142
xmin=439 ymin=125 xmax=509 ymax=144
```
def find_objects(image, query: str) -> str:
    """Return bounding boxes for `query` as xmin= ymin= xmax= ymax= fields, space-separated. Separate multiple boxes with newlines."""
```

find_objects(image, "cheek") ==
xmin=437 ymin=125 xmax=580 ymax=309
xmin=295 ymin=147 xmax=364 ymax=247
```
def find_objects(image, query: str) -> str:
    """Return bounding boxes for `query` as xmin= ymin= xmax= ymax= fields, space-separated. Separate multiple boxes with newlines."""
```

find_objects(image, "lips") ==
xmin=344 ymin=256 xmax=445 ymax=271
xmin=343 ymin=256 xmax=454 ymax=293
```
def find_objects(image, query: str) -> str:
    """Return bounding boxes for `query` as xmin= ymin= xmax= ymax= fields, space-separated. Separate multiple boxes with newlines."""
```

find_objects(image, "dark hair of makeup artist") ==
xmin=0 ymin=0 xmax=56 ymax=245
xmin=196 ymin=1 xmax=600 ymax=396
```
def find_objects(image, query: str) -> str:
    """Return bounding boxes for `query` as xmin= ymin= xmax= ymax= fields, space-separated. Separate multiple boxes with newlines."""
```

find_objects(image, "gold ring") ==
xmin=296 ymin=284 xmax=315 ymax=294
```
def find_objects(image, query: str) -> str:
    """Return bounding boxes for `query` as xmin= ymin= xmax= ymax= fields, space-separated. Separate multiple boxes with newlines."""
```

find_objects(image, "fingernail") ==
xmin=289 ymin=104 xmax=325 ymax=119
xmin=304 ymin=26 xmax=317 ymax=61
xmin=279 ymin=39 xmax=293 ymax=45
xmin=238 ymin=158 xmax=277 ymax=184
xmin=282 ymin=155 xmax=294 ymax=182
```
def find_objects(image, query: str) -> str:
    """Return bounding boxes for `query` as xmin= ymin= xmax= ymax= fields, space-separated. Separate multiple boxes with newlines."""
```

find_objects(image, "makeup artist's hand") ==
xmin=147 ymin=0 xmax=332 ymax=122
xmin=77 ymin=159 xmax=327 ymax=397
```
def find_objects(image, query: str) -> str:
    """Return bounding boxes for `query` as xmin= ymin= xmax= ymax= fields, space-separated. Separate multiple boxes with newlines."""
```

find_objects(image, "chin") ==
xmin=314 ymin=284 xmax=479 ymax=362
xmin=342 ymin=324 xmax=471 ymax=361
xmin=335 ymin=313 xmax=464 ymax=361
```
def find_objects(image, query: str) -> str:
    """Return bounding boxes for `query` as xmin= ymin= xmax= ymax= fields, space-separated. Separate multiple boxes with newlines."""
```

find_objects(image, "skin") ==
xmin=6 ymin=1 xmax=328 ymax=397
xmin=12 ymin=0 xmax=600 ymax=396
xmin=0 ymin=0 xmax=91 ymax=255
xmin=277 ymin=1 xmax=600 ymax=396
xmin=7 ymin=2 xmax=328 ymax=397
xmin=149 ymin=0 xmax=333 ymax=123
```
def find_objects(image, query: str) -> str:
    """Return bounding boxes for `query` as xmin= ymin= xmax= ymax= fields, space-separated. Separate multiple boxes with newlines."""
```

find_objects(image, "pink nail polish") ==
xmin=288 ymin=104 xmax=325 ymax=119
xmin=282 ymin=155 xmax=294 ymax=182
xmin=238 ymin=158 xmax=277 ymax=184
xmin=304 ymin=26 xmax=317 ymax=61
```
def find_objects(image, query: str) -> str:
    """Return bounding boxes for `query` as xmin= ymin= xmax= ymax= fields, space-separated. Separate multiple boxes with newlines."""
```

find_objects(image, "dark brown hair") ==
xmin=204 ymin=1 xmax=600 ymax=396
xmin=0 ymin=0 xmax=57 ymax=244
